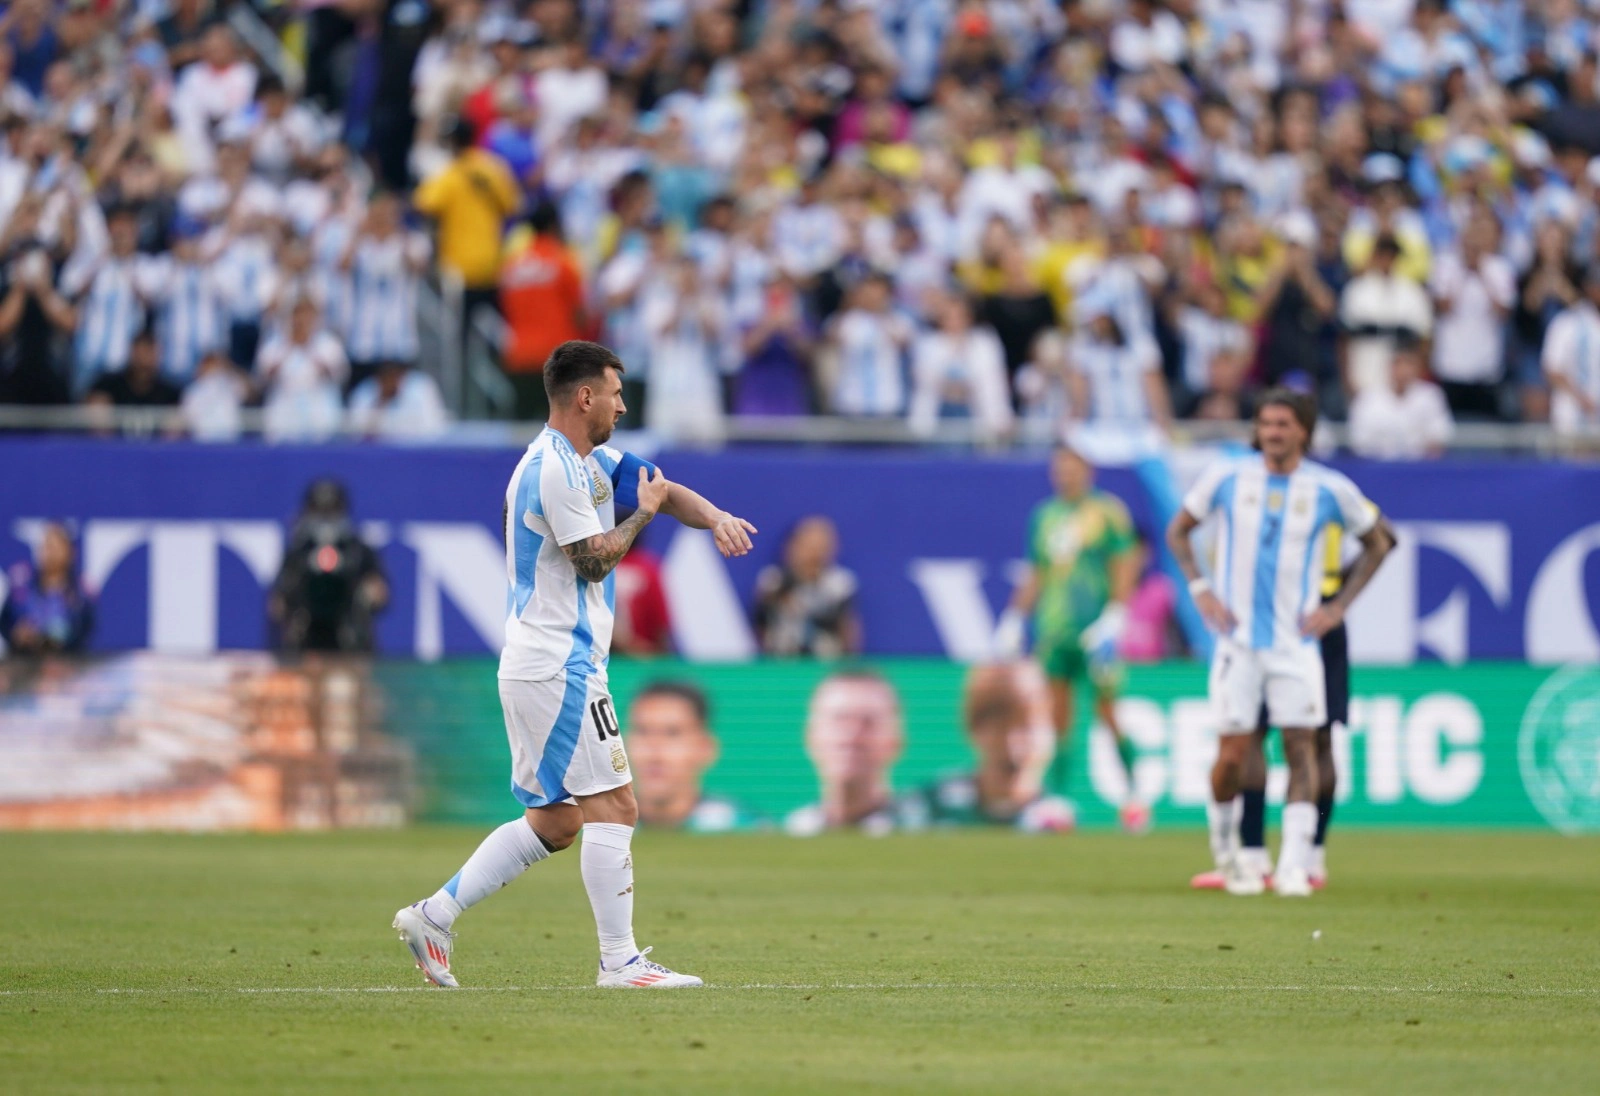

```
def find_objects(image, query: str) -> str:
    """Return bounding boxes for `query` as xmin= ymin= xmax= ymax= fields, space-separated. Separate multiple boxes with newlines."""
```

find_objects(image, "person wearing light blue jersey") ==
xmin=394 ymin=340 xmax=757 ymax=990
xmin=1167 ymin=390 xmax=1394 ymax=897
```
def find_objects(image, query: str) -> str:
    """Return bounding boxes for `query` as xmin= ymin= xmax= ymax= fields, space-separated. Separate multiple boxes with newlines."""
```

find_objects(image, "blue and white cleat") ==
xmin=393 ymin=903 xmax=459 ymax=988
xmin=595 ymin=947 xmax=703 ymax=988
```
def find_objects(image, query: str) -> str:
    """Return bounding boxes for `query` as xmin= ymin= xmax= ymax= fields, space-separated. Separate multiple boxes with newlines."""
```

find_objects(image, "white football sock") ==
xmin=426 ymin=818 xmax=550 ymax=930
xmin=582 ymin=823 xmax=640 ymax=970
xmin=1307 ymin=843 xmax=1327 ymax=879
xmin=1277 ymin=802 xmax=1318 ymax=878
xmin=1206 ymin=794 xmax=1241 ymax=868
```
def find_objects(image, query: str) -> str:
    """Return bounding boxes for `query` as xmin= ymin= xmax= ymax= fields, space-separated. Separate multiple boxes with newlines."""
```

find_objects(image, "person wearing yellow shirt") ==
xmin=1032 ymin=193 xmax=1105 ymax=325
xmin=413 ymin=120 xmax=521 ymax=302
xmin=1341 ymin=157 xmax=1431 ymax=285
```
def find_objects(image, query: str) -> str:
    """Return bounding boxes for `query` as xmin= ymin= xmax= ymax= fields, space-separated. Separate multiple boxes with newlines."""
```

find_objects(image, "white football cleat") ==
xmin=1224 ymin=855 xmax=1267 ymax=897
xmin=1276 ymin=868 xmax=1314 ymax=898
xmin=596 ymin=947 xmax=703 ymax=989
xmin=393 ymin=903 xmax=459 ymax=988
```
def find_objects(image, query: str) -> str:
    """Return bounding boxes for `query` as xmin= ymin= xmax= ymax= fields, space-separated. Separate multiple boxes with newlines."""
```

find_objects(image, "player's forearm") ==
xmin=562 ymin=507 xmax=655 ymax=583
xmin=661 ymin=482 xmax=727 ymax=530
xmin=1110 ymin=548 xmax=1142 ymax=604
xmin=1165 ymin=516 xmax=1201 ymax=582
xmin=1332 ymin=524 xmax=1395 ymax=613
xmin=1008 ymin=571 xmax=1040 ymax=613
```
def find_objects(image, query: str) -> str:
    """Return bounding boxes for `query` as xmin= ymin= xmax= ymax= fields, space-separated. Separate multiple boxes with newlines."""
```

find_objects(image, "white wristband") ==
xmin=1188 ymin=577 xmax=1212 ymax=596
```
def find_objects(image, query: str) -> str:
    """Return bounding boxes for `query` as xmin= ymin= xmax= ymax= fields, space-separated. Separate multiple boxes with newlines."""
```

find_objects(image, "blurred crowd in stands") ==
xmin=3 ymin=0 xmax=1600 ymax=452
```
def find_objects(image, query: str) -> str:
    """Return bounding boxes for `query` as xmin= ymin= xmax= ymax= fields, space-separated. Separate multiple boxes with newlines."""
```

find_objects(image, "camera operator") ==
xmin=268 ymin=479 xmax=389 ymax=653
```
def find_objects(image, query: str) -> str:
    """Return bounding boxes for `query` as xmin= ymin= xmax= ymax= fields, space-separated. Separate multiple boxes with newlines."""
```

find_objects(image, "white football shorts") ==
xmin=1208 ymin=636 xmax=1327 ymax=734
xmin=502 ymin=673 xmax=632 ymax=808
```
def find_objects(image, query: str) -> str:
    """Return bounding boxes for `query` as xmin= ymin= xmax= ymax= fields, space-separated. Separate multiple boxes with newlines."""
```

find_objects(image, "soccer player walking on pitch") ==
xmin=996 ymin=445 xmax=1149 ymax=831
xmin=394 ymin=341 xmax=758 ymax=987
xmin=1166 ymin=390 xmax=1393 ymax=897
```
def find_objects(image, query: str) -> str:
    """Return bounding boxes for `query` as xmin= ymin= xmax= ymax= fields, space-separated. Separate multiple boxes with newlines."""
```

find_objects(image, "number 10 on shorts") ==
xmin=591 ymin=697 xmax=620 ymax=740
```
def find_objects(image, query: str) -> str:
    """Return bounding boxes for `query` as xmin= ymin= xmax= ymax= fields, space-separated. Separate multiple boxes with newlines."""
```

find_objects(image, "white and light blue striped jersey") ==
xmin=66 ymin=256 xmax=153 ymax=389
xmin=1183 ymin=455 xmax=1378 ymax=651
xmin=149 ymin=259 xmax=227 ymax=383
xmin=1070 ymin=332 xmax=1160 ymax=424
xmin=213 ymin=235 xmax=279 ymax=323
xmin=832 ymin=309 xmax=911 ymax=416
xmin=342 ymin=232 xmax=429 ymax=362
xmin=498 ymin=428 xmax=660 ymax=682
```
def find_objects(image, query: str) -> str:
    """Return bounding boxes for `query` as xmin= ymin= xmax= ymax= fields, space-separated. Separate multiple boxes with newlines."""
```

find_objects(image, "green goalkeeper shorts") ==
xmin=1038 ymin=634 xmax=1124 ymax=691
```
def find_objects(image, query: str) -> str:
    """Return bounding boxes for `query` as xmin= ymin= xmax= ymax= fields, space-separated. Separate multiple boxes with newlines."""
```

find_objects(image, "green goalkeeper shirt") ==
xmin=1027 ymin=490 xmax=1136 ymax=646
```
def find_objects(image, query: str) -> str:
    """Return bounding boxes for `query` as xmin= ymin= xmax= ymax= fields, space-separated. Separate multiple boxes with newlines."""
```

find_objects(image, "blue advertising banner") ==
xmin=3 ymin=438 xmax=1600 ymax=663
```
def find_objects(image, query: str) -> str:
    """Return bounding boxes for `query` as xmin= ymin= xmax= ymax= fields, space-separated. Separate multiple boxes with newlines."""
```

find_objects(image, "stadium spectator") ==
xmin=339 ymin=190 xmax=430 ymax=392
xmin=1348 ymin=336 xmax=1456 ymax=460
xmin=907 ymin=291 xmax=1012 ymax=442
xmin=979 ymin=245 xmax=1056 ymax=396
xmin=1430 ymin=210 xmax=1516 ymax=420
xmin=1512 ymin=222 xmax=1579 ymax=425
xmin=1065 ymin=300 xmax=1172 ymax=438
xmin=498 ymin=202 xmax=587 ymax=422
xmin=0 ymin=195 xmax=75 ymax=405
xmin=823 ymin=271 xmax=912 ymax=417
xmin=62 ymin=203 xmax=151 ymax=395
xmin=85 ymin=331 xmax=180 ymax=433
xmin=0 ymin=521 xmax=92 ymax=655
xmin=256 ymin=295 xmax=347 ymax=443
xmin=346 ymin=360 xmax=448 ymax=442
xmin=412 ymin=118 xmax=518 ymax=313
xmin=145 ymin=216 xmax=225 ymax=385
xmin=628 ymin=681 xmax=757 ymax=832
xmin=1256 ymin=211 xmax=1341 ymax=409
xmin=612 ymin=548 xmax=673 ymax=657
xmin=1339 ymin=234 xmax=1433 ymax=398
xmin=1542 ymin=265 xmax=1600 ymax=438
xmin=733 ymin=271 xmax=815 ymax=417
xmin=179 ymin=349 xmax=247 ymax=442
xmin=1176 ymin=280 xmax=1251 ymax=417
xmin=754 ymin=516 xmax=860 ymax=659
xmin=268 ymin=479 xmax=388 ymax=653
xmin=641 ymin=252 xmax=728 ymax=443
xmin=785 ymin=670 xmax=906 ymax=836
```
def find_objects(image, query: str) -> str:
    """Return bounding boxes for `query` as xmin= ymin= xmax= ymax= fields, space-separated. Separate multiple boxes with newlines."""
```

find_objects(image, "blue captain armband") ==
xmin=611 ymin=452 xmax=659 ymax=511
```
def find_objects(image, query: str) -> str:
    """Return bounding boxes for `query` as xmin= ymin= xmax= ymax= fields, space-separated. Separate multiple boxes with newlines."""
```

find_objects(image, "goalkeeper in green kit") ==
xmin=994 ymin=445 xmax=1150 ymax=832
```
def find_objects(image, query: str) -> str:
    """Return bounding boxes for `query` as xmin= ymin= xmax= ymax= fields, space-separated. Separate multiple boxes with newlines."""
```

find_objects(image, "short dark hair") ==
xmin=543 ymin=340 xmax=624 ymax=400
xmin=527 ymin=200 xmax=562 ymax=238
xmin=633 ymin=681 xmax=711 ymax=727
xmin=444 ymin=115 xmax=476 ymax=152
xmin=1253 ymin=387 xmax=1318 ymax=449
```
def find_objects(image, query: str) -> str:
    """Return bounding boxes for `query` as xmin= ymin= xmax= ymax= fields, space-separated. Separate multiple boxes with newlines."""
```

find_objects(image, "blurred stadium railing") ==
xmin=4 ymin=401 xmax=1599 ymax=456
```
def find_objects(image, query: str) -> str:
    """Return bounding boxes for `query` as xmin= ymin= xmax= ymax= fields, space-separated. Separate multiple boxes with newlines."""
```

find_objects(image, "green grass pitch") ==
xmin=2 ymin=829 xmax=1596 ymax=1094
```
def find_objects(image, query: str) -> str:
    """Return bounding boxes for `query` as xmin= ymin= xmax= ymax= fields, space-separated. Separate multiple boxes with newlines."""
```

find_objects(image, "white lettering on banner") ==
xmin=1355 ymin=697 xmax=1405 ymax=804
xmin=77 ymin=520 xmax=283 ymax=654
xmin=1169 ymin=699 xmax=1216 ymax=806
xmin=906 ymin=559 xmax=996 ymax=661
xmin=1102 ymin=694 xmax=1483 ymax=810
xmin=1089 ymin=698 xmax=1165 ymax=804
xmin=403 ymin=523 xmax=508 ymax=661
xmin=1525 ymin=522 xmax=1600 ymax=663
xmin=662 ymin=528 xmax=758 ymax=661
xmin=1403 ymin=694 xmax=1484 ymax=804
xmin=1331 ymin=721 xmax=1354 ymax=803
xmin=1345 ymin=522 xmax=1510 ymax=665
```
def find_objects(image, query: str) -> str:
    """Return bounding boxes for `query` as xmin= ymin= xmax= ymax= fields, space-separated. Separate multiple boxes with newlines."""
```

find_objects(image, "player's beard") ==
xmin=588 ymin=415 xmax=615 ymax=447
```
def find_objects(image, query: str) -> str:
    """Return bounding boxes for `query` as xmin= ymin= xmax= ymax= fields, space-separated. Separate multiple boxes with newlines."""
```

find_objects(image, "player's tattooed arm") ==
xmin=562 ymin=507 xmax=655 ymax=582
xmin=560 ymin=466 xmax=671 ymax=582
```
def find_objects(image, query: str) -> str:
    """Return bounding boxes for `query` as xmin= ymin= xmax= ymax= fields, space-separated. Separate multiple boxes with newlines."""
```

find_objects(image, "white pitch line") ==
xmin=0 ymin=983 xmax=1593 ymax=998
